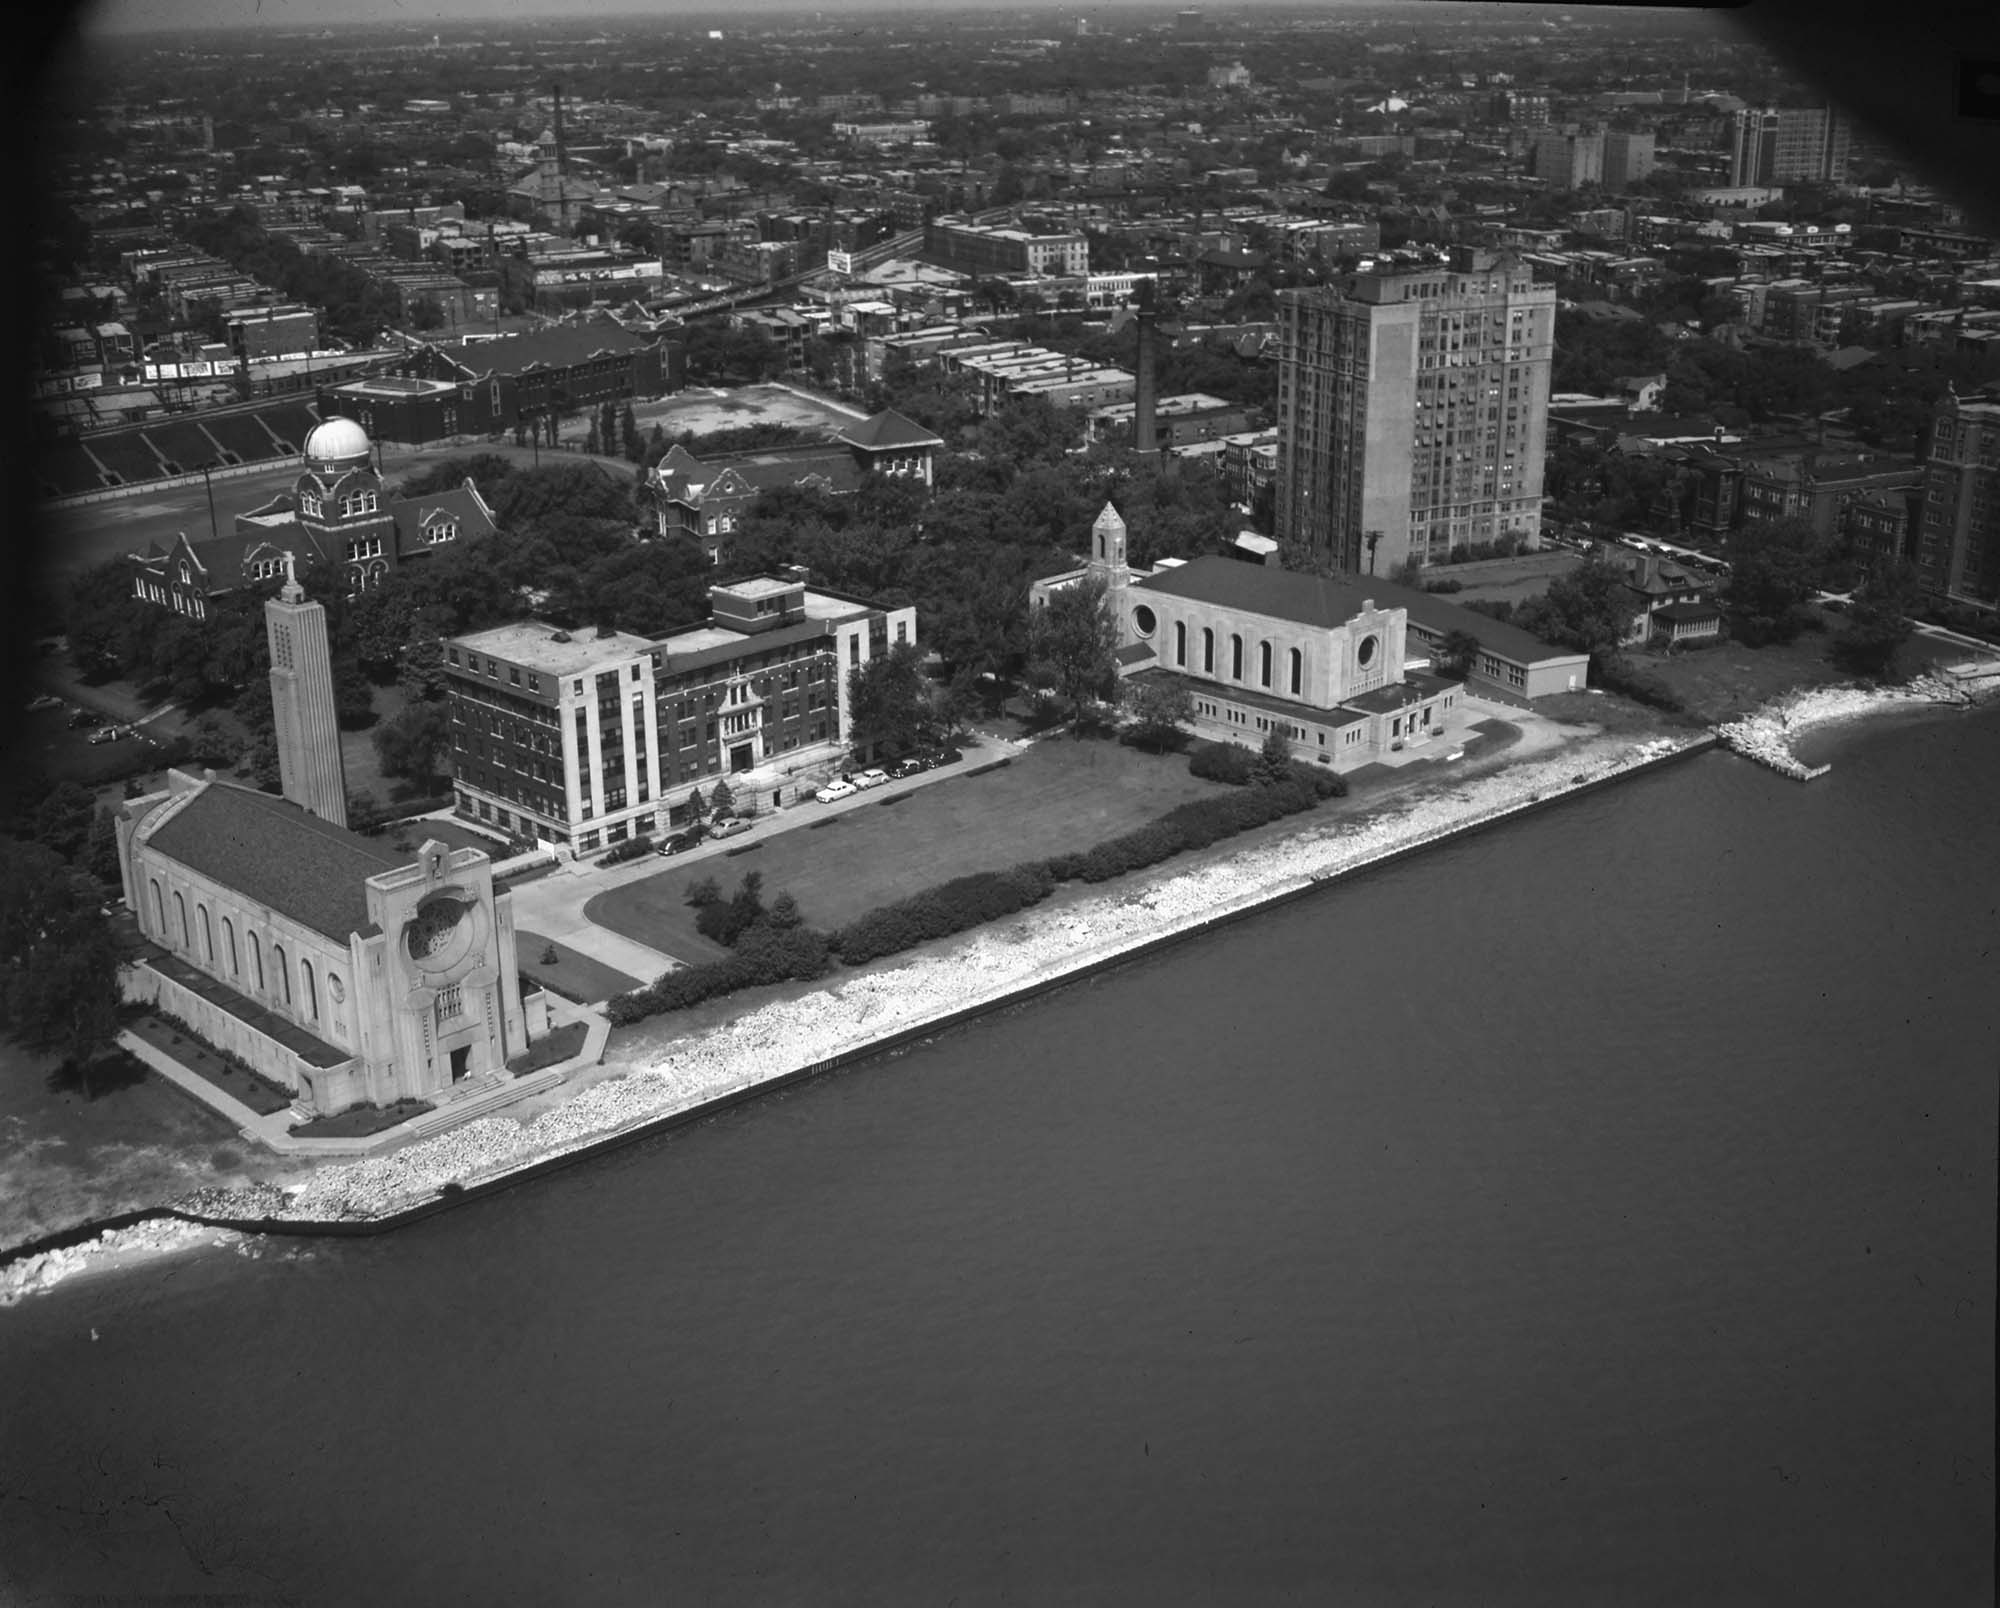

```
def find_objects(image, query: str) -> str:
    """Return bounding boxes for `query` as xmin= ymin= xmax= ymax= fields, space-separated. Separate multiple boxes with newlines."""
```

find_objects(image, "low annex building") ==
xmin=445 ymin=572 xmax=916 ymax=853
xmin=130 ymin=417 xmax=496 ymax=612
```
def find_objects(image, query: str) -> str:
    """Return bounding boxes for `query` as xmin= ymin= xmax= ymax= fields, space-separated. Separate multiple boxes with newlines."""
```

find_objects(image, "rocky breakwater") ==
xmin=1717 ymin=674 xmax=1984 ymax=780
xmin=76 ymin=726 xmax=1704 ymax=1237
xmin=0 ymin=1218 xmax=247 ymax=1306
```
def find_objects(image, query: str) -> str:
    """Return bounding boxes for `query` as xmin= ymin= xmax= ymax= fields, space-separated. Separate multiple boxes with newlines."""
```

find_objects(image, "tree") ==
xmin=0 ymin=838 xmax=121 ymax=1072
xmin=1026 ymin=576 xmax=1121 ymax=729
xmin=408 ymin=295 xmax=445 ymax=333
xmin=1726 ymin=517 xmax=1826 ymax=646
xmin=1514 ymin=555 xmax=1636 ymax=666
xmin=1437 ymin=628 xmax=1482 ymax=681
xmin=846 ymin=641 xmax=931 ymax=761
xmin=1254 ymin=726 xmax=1294 ymax=786
xmin=190 ymin=711 xmax=245 ymax=769
xmin=371 ymin=700 xmax=452 ymax=790
xmin=708 ymin=777 xmax=735 ymax=820
xmin=686 ymin=785 xmax=706 ymax=821
xmin=1127 ymin=675 xmax=1194 ymax=752
xmin=1831 ymin=559 xmax=1921 ymax=679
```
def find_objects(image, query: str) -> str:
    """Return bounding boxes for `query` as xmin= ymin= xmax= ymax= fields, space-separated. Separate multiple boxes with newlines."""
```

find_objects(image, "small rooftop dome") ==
xmin=304 ymin=416 xmax=371 ymax=464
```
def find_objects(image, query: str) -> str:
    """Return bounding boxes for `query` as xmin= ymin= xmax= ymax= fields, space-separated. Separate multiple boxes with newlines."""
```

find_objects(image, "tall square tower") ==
xmin=1276 ymin=248 xmax=1556 ymax=576
xmin=266 ymin=561 xmax=349 ymax=827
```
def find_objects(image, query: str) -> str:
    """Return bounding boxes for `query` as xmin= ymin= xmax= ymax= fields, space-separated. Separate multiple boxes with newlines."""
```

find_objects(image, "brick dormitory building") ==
xmin=444 ymin=571 xmax=916 ymax=854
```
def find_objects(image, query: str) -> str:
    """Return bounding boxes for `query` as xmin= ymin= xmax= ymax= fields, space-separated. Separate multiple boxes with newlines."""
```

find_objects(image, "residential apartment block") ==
xmin=445 ymin=575 xmax=917 ymax=853
xmin=1532 ymin=130 xmax=1605 ymax=191
xmin=1275 ymin=248 xmax=1555 ymax=576
xmin=1730 ymin=106 xmax=1852 ymax=187
xmin=1916 ymin=386 xmax=2000 ymax=605
xmin=923 ymin=218 xmax=1089 ymax=278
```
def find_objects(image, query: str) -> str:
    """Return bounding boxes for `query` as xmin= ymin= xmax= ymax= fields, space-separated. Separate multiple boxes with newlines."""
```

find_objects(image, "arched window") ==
xmin=1259 ymin=640 xmax=1273 ymax=688
xmin=1230 ymin=635 xmax=1244 ymax=681
xmin=301 ymin=959 xmax=318 ymax=1023
xmin=197 ymin=904 xmax=214 ymax=965
xmin=1202 ymin=628 xmax=1215 ymax=674
xmin=149 ymin=879 xmax=164 ymax=935
xmin=273 ymin=943 xmax=291 ymax=1005
xmin=248 ymin=931 xmax=263 ymax=992
xmin=327 ymin=971 xmax=347 ymax=1040
xmin=1174 ymin=621 xmax=1187 ymax=667
xmin=1289 ymin=647 xmax=1303 ymax=697
xmin=222 ymin=917 xmax=239 ymax=978
xmin=173 ymin=890 xmax=189 ymax=949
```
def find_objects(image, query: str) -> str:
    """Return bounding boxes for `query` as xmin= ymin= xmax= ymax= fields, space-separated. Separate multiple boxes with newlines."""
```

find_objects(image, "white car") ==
xmin=851 ymin=768 xmax=889 ymax=790
xmin=815 ymin=780 xmax=857 ymax=804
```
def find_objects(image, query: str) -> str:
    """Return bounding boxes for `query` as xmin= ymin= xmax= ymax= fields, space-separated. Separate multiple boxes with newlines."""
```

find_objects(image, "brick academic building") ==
xmin=318 ymin=320 xmax=681 ymax=447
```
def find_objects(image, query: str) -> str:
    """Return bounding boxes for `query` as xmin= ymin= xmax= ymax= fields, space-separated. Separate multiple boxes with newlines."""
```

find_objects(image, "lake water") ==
xmin=2 ymin=710 xmax=1994 ymax=1605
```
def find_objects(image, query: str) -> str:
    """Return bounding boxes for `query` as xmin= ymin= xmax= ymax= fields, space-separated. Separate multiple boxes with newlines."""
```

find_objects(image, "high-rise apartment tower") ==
xmin=1275 ymin=248 xmax=1555 ymax=576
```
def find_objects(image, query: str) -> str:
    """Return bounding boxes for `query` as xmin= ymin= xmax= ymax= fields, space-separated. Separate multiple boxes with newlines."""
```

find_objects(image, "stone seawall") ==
xmin=1 ymin=728 xmax=1717 ymax=1302
xmin=1716 ymin=673 xmax=1986 ymax=780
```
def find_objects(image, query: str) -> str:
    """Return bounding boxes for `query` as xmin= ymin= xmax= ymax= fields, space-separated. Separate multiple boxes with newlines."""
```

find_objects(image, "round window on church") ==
xmin=1131 ymin=604 xmax=1157 ymax=639
xmin=405 ymin=897 xmax=474 ymax=972
xmin=1357 ymin=634 xmax=1379 ymax=668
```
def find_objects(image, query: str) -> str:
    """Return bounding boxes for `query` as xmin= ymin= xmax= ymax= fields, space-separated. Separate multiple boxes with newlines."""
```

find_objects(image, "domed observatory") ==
xmin=293 ymin=416 xmax=397 ymax=591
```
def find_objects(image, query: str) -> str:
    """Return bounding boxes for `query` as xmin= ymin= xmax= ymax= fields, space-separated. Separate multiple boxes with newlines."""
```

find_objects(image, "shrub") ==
xmin=601 ymin=833 xmax=653 ymax=866
xmin=834 ymin=861 xmax=1057 ymax=965
xmin=1189 ymin=740 xmax=1257 ymax=785
xmin=685 ymin=875 xmax=722 ymax=908
xmin=1424 ymin=578 xmax=1465 ymax=594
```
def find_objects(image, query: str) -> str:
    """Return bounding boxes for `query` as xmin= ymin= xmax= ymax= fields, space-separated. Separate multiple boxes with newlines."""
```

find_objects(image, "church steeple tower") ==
xmin=1087 ymin=502 xmax=1132 ymax=594
xmin=266 ymin=553 xmax=348 ymax=827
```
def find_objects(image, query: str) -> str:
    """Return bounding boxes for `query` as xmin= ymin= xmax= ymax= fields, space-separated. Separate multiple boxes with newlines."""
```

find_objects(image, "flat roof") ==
xmin=453 ymin=621 xmax=654 ymax=675
xmin=717 ymin=576 xmax=803 ymax=600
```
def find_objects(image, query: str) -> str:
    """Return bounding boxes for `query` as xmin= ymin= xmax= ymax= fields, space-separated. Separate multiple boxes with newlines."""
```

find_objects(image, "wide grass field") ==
xmin=1634 ymin=612 xmax=1962 ymax=724
xmin=585 ymin=737 xmax=1226 ymax=962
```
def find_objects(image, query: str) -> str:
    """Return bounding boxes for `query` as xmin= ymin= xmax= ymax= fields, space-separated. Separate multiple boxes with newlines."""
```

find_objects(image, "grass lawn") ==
xmin=1439 ymin=550 xmax=1582 ymax=606
xmin=1634 ymin=618 xmax=1877 ymax=724
xmin=1534 ymin=689 xmax=1702 ymax=735
xmin=586 ymin=736 xmax=1227 ymax=958
xmin=517 ymin=932 xmax=646 ymax=1003
xmin=508 ymin=1020 xmax=589 ymax=1075
xmin=290 ymin=1098 xmax=433 ymax=1139
xmin=0 ymin=1037 xmax=288 ymax=1250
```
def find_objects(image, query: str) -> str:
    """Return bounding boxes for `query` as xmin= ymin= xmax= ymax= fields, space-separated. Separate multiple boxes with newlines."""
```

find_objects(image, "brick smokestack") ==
xmin=1133 ymin=307 xmax=1157 ymax=454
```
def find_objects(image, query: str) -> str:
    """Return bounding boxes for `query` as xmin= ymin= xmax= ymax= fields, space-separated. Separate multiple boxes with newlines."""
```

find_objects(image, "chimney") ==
xmin=1134 ymin=307 xmax=1158 ymax=454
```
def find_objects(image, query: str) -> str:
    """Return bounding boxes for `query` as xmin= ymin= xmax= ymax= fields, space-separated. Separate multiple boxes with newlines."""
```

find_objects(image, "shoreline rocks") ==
xmin=1716 ymin=674 xmax=1986 ymax=780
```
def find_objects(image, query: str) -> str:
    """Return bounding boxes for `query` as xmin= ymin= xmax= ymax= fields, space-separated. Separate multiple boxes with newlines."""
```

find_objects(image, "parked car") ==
xmin=658 ymin=830 xmax=700 ymax=856
xmin=852 ymin=768 xmax=889 ymax=790
xmin=708 ymin=816 xmax=751 ymax=839
xmin=87 ymin=727 xmax=124 ymax=745
xmin=889 ymin=756 xmax=927 ymax=779
xmin=27 ymin=694 xmax=62 ymax=713
xmin=815 ymin=779 xmax=857 ymax=804
xmin=930 ymin=747 xmax=963 ymax=768
xmin=67 ymin=709 xmax=101 ymax=729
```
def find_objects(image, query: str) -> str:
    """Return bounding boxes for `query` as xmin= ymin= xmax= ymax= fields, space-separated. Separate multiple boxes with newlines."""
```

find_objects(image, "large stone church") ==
xmin=114 ymin=561 xmax=532 ymax=1116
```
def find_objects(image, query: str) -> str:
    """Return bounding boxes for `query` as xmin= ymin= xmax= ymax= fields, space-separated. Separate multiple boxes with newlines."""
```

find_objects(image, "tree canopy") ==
xmin=0 ymin=837 xmax=121 ymax=1070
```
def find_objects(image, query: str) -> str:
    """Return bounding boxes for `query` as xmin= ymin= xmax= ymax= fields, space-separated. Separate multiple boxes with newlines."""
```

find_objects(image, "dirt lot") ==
xmin=1428 ymin=550 xmax=1581 ymax=606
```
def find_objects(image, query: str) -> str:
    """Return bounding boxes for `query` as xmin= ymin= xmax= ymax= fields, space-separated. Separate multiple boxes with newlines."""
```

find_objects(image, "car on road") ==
xmin=815 ymin=779 xmax=857 ymax=803
xmin=708 ymin=816 xmax=751 ymax=839
xmin=851 ymin=768 xmax=889 ymax=790
xmin=86 ymin=726 xmax=125 ymax=745
xmin=27 ymin=694 xmax=62 ymax=713
xmin=657 ymin=830 xmax=702 ymax=856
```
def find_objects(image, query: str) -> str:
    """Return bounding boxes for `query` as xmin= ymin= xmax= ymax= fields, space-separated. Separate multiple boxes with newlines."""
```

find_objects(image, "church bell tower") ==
xmin=266 ymin=555 xmax=349 ymax=827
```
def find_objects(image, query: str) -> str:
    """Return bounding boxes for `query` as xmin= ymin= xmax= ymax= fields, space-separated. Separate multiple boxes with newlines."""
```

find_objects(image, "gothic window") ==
xmin=273 ymin=943 xmax=291 ymax=1005
xmin=1259 ymin=640 xmax=1273 ymax=688
xmin=174 ymin=890 xmax=189 ymax=949
xmin=197 ymin=904 xmax=213 ymax=965
xmin=222 ymin=916 xmax=239 ymax=977
xmin=301 ymin=959 xmax=318 ymax=1023
xmin=1289 ymin=647 xmax=1304 ymax=696
xmin=1202 ymin=628 xmax=1215 ymax=674
xmin=149 ymin=879 xmax=164 ymax=935
xmin=248 ymin=931 xmax=263 ymax=991
xmin=1231 ymin=635 xmax=1244 ymax=681
xmin=1175 ymin=621 xmax=1187 ymax=666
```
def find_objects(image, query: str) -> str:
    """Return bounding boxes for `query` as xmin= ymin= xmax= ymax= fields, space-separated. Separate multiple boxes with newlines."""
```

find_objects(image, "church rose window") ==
xmin=1131 ymin=605 xmax=1156 ymax=638
xmin=1358 ymin=634 xmax=1379 ymax=669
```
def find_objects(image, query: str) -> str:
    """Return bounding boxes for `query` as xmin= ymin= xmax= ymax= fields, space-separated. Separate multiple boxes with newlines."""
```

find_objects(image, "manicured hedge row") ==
xmin=605 ymin=926 xmax=833 ymax=1024
xmin=606 ymin=771 xmax=1348 ymax=1021
xmin=832 ymin=863 xmax=1057 ymax=965
xmin=600 ymin=832 xmax=653 ymax=866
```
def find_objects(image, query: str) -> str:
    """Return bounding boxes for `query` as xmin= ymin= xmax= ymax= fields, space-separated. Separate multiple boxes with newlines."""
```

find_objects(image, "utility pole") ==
xmin=1364 ymin=529 xmax=1382 ymax=575
xmin=200 ymin=459 xmax=219 ymax=542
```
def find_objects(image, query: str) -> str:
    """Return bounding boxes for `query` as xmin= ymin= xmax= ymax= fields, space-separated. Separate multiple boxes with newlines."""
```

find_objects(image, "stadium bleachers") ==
xmin=203 ymin=412 xmax=288 ymax=465
xmin=258 ymin=403 xmax=320 ymax=454
xmin=84 ymin=432 xmax=170 ymax=487
xmin=140 ymin=419 xmax=222 ymax=476
xmin=41 ymin=443 xmax=108 ymax=496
